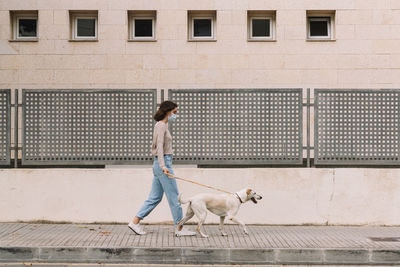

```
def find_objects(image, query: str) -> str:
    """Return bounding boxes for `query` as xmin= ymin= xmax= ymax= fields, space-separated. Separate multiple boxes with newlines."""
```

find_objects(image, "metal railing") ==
xmin=3 ymin=88 xmax=400 ymax=168
xmin=314 ymin=89 xmax=400 ymax=166
xmin=21 ymin=89 xmax=157 ymax=165
xmin=0 ymin=89 xmax=11 ymax=166
xmin=168 ymin=89 xmax=303 ymax=165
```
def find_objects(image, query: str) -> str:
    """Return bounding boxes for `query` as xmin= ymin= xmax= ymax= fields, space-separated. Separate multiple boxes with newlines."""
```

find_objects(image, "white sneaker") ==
xmin=175 ymin=226 xmax=196 ymax=237
xmin=128 ymin=221 xmax=146 ymax=235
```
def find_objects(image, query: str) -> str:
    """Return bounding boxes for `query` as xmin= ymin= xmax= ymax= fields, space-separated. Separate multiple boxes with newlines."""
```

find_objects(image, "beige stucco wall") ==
xmin=0 ymin=167 xmax=399 ymax=225
xmin=1 ymin=0 xmax=400 ymax=90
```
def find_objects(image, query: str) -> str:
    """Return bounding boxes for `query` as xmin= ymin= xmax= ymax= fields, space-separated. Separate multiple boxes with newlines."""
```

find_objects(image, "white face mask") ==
xmin=168 ymin=113 xmax=177 ymax=122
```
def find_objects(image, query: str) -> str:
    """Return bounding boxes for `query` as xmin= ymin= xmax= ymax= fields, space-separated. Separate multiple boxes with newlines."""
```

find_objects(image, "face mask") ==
xmin=168 ymin=113 xmax=177 ymax=122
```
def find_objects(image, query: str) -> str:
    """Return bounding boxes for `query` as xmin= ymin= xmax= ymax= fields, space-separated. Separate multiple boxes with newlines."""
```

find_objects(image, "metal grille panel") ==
xmin=0 ymin=89 xmax=11 ymax=166
xmin=22 ymin=89 xmax=156 ymax=165
xmin=168 ymin=89 xmax=303 ymax=165
xmin=315 ymin=89 xmax=400 ymax=165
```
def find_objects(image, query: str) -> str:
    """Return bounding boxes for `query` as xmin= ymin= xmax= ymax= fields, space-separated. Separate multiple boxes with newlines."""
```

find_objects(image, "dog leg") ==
xmin=196 ymin=214 xmax=208 ymax=238
xmin=191 ymin=203 xmax=208 ymax=238
xmin=228 ymin=216 xmax=248 ymax=235
xmin=177 ymin=204 xmax=195 ymax=228
xmin=219 ymin=216 xmax=227 ymax=236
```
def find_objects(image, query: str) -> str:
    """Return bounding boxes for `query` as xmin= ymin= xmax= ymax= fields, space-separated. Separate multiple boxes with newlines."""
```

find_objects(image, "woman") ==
xmin=128 ymin=100 xmax=196 ymax=237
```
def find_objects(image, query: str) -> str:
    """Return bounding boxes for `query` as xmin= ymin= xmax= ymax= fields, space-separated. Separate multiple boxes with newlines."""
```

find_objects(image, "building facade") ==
xmin=1 ymin=0 xmax=400 ymax=91
xmin=1 ymin=0 xmax=400 ymax=225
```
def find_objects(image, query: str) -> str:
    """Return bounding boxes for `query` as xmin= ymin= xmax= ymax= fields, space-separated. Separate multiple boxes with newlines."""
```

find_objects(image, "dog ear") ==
xmin=246 ymin=188 xmax=251 ymax=195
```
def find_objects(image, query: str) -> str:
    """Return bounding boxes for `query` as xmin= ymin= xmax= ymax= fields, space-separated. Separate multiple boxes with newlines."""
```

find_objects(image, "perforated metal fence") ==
xmin=22 ymin=89 xmax=157 ymax=165
xmin=0 ymin=89 xmax=11 ymax=166
xmin=315 ymin=89 xmax=400 ymax=165
xmin=168 ymin=89 xmax=303 ymax=165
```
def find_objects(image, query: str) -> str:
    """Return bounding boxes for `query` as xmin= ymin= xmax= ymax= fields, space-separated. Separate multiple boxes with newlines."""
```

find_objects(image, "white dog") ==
xmin=177 ymin=188 xmax=262 ymax=238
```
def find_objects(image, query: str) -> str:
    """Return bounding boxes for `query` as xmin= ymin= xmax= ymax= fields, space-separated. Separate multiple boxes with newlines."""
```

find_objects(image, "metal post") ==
xmin=14 ymin=89 xmax=18 ymax=168
xmin=307 ymin=88 xmax=310 ymax=168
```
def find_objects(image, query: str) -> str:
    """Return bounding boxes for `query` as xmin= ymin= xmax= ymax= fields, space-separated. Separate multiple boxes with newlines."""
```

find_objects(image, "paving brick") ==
xmin=0 ymin=247 xmax=39 ymax=262
xmin=87 ymin=247 xmax=133 ymax=262
xmin=39 ymin=247 xmax=87 ymax=262
xmin=181 ymin=248 xmax=229 ymax=264
xmin=133 ymin=248 xmax=182 ymax=264
xmin=324 ymin=249 xmax=370 ymax=264
xmin=371 ymin=249 xmax=400 ymax=264
xmin=276 ymin=248 xmax=324 ymax=264
xmin=229 ymin=248 xmax=275 ymax=264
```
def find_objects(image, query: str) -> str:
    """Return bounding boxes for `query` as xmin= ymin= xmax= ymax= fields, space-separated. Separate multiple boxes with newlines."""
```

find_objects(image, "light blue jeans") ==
xmin=136 ymin=154 xmax=183 ymax=226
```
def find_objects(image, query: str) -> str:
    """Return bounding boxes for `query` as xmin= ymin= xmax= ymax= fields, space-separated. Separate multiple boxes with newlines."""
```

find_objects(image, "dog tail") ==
xmin=178 ymin=193 xmax=189 ymax=204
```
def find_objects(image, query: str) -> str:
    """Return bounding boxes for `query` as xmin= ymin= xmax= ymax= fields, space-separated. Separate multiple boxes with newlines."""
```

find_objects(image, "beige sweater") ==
xmin=151 ymin=121 xmax=173 ymax=168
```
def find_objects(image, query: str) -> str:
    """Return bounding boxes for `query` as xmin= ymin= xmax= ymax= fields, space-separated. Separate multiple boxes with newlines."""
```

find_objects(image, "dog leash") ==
xmin=165 ymin=172 xmax=234 ymax=195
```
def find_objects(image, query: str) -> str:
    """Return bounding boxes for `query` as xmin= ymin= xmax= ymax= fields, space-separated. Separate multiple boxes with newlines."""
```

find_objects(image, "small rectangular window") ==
xmin=18 ymin=18 xmax=37 ymax=37
xmin=134 ymin=19 xmax=153 ymax=37
xmin=306 ymin=11 xmax=335 ymax=41
xmin=247 ymin=11 xmax=276 ymax=41
xmin=128 ymin=11 xmax=156 ymax=41
xmin=309 ymin=17 xmax=330 ymax=37
xmin=252 ymin=19 xmax=270 ymax=37
xmin=69 ymin=11 xmax=98 ymax=41
xmin=188 ymin=11 xmax=216 ymax=41
xmin=193 ymin=19 xmax=212 ymax=37
xmin=10 ymin=10 xmax=38 ymax=41
xmin=77 ymin=18 xmax=96 ymax=37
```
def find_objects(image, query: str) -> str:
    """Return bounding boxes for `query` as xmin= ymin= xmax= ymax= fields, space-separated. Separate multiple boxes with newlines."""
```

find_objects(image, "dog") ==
xmin=177 ymin=188 xmax=262 ymax=238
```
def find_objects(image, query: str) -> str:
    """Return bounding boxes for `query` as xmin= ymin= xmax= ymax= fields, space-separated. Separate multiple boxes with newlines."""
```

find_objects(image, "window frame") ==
xmin=188 ymin=13 xmax=216 ymax=41
xmin=72 ymin=14 xmax=98 ymax=40
xmin=248 ymin=15 xmax=274 ymax=41
xmin=307 ymin=15 xmax=333 ymax=40
xmin=130 ymin=16 xmax=156 ymax=41
xmin=13 ymin=13 xmax=38 ymax=40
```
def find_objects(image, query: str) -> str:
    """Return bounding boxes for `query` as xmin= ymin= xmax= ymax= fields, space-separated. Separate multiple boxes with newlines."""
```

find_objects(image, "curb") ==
xmin=1 ymin=246 xmax=400 ymax=265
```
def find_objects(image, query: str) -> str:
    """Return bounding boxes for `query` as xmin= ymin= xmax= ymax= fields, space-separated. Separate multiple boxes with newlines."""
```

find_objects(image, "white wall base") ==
xmin=1 ymin=167 xmax=399 ymax=225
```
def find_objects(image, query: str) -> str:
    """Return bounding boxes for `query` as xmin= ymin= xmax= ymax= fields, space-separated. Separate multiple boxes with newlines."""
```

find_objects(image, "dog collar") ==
xmin=235 ymin=193 xmax=244 ymax=203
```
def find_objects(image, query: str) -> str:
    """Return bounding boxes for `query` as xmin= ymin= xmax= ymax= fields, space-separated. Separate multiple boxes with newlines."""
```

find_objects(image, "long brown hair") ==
xmin=154 ymin=100 xmax=178 ymax=121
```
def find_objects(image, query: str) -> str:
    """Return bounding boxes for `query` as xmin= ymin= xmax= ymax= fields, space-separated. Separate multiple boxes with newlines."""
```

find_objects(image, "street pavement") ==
xmin=1 ymin=223 xmax=400 ymax=265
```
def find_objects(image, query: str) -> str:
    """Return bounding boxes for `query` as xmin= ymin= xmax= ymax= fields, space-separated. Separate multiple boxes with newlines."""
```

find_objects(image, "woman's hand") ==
xmin=162 ymin=167 xmax=170 ymax=175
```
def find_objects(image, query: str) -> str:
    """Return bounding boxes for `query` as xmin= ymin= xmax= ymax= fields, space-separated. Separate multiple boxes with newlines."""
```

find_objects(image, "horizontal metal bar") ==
xmin=170 ymin=159 xmax=303 ymax=165
xmin=21 ymin=88 xmax=158 ymax=93
xmin=315 ymin=88 xmax=400 ymax=93
xmin=169 ymin=88 xmax=302 ymax=93
xmin=315 ymin=160 xmax=400 ymax=166
xmin=302 ymin=103 xmax=314 ymax=106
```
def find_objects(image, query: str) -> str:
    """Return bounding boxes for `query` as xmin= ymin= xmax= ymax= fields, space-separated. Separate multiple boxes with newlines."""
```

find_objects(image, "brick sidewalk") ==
xmin=1 ymin=223 xmax=400 ymax=264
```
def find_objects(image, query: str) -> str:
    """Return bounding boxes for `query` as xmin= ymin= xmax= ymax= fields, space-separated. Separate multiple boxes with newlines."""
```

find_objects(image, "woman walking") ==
xmin=128 ymin=100 xmax=196 ymax=237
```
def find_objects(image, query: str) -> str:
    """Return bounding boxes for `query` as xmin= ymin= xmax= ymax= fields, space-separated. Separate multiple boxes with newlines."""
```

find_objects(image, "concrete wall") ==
xmin=1 ymin=167 xmax=399 ymax=225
